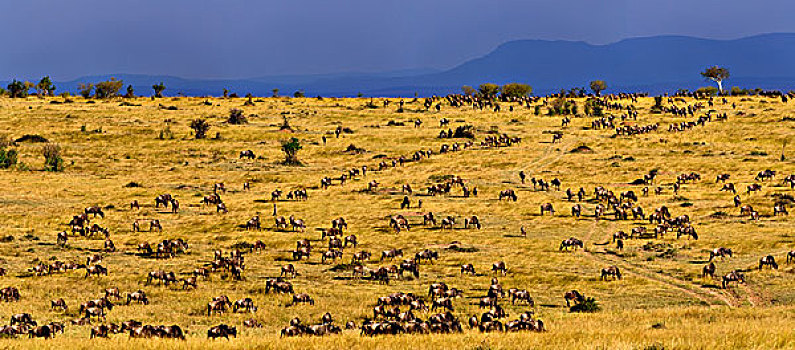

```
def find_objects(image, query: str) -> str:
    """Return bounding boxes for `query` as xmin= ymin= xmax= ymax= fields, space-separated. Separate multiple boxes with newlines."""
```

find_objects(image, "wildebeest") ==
xmin=239 ymin=150 xmax=255 ymax=159
xmin=461 ymin=264 xmax=476 ymax=275
xmin=722 ymin=271 xmax=745 ymax=289
xmin=126 ymin=290 xmax=149 ymax=305
xmin=207 ymin=324 xmax=237 ymax=340
xmin=564 ymin=290 xmax=584 ymax=307
xmin=492 ymin=261 xmax=507 ymax=276
xmin=499 ymin=189 xmax=517 ymax=201
xmin=463 ymin=216 xmax=481 ymax=229
xmin=540 ymin=203 xmax=555 ymax=215
xmin=291 ymin=293 xmax=314 ymax=306
xmin=702 ymin=262 xmax=716 ymax=278
xmin=51 ymin=298 xmax=68 ymax=312
xmin=709 ymin=247 xmax=733 ymax=261
xmin=759 ymin=255 xmax=778 ymax=270
xmin=280 ymin=264 xmax=297 ymax=278
xmin=85 ymin=265 xmax=108 ymax=278
xmin=559 ymin=237 xmax=583 ymax=251
xmin=600 ymin=266 xmax=622 ymax=280
xmin=380 ymin=248 xmax=403 ymax=261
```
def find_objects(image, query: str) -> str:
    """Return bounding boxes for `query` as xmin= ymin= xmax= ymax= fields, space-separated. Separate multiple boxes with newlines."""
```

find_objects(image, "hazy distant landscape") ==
xmin=4 ymin=34 xmax=795 ymax=97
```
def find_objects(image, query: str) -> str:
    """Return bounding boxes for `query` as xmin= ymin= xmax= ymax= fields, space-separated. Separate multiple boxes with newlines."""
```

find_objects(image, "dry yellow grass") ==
xmin=0 ymin=94 xmax=793 ymax=349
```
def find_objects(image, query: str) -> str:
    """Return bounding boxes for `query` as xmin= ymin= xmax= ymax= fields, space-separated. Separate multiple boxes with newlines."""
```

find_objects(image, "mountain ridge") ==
xmin=3 ymin=34 xmax=795 ymax=97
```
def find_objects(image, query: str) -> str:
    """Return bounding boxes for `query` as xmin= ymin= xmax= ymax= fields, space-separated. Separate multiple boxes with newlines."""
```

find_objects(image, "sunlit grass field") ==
xmin=0 ymin=94 xmax=793 ymax=349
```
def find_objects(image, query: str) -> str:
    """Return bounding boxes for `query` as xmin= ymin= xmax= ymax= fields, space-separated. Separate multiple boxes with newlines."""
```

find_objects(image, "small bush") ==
xmin=570 ymin=297 xmax=600 ymax=313
xmin=0 ymin=148 xmax=18 ymax=169
xmin=124 ymin=182 xmax=142 ymax=188
xmin=228 ymin=108 xmax=248 ymax=124
xmin=279 ymin=116 xmax=293 ymax=131
xmin=190 ymin=119 xmax=211 ymax=139
xmin=453 ymin=125 xmax=476 ymax=139
xmin=231 ymin=242 xmax=254 ymax=250
xmin=42 ymin=143 xmax=64 ymax=172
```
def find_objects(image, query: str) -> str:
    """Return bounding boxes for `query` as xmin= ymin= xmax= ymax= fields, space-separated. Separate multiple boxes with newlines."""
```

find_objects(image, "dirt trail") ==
xmin=581 ymin=221 xmax=741 ymax=307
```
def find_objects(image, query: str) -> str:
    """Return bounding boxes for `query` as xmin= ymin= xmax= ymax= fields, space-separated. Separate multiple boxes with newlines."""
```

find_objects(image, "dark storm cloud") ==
xmin=1 ymin=0 xmax=794 ymax=80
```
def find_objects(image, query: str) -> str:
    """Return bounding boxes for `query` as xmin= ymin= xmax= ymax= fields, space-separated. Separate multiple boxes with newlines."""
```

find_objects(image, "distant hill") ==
xmin=4 ymin=34 xmax=795 ymax=97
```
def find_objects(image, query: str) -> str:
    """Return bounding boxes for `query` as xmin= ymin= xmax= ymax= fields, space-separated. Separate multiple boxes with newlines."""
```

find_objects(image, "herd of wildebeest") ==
xmin=1 ymin=91 xmax=794 ymax=341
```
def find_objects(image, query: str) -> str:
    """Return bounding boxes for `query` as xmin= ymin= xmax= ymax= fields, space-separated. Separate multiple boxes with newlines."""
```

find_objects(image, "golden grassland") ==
xmin=0 ymin=94 xmax=793 ymax=349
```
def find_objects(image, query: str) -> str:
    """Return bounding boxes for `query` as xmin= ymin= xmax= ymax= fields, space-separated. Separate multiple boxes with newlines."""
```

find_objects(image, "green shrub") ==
xmin=42 ymin=143 xmax=64 ymax=172
xmin=570 ymin=297 xmax=601 ymax=313
xmin=0 ymin=148 xmax=18 ymax=169
xmin=190 ymin=119 xmax=211 ymax=139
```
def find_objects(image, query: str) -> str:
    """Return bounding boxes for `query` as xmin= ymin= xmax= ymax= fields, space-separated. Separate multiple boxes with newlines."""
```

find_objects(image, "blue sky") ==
xmin=2 ymin=0 xmax=795 ymax=80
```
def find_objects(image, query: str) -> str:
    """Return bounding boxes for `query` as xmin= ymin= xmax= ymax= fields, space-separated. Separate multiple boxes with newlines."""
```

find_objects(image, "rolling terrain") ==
xmin=0 ymin=94 xmax=793 ymax=349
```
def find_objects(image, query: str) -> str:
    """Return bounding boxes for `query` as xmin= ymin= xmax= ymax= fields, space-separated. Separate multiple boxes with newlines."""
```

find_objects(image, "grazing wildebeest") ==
xmin=90 ymin=324 xmax=109 ymax=339
xmin=720 ymin=183 xmax=736 ymax=194
xmin=126 ymin=290 xmax=149 ymax=305
xmin=274 ymin=216 xmax=288 ymax=230
xmin=155 ymin=194 xmax=172 ymax=208
xmin=788 ymin=251 xmax=795 ymax=264
xmin=460 ymin=264 xmax=476 ymax=275
xmin=289 ymin=216 xmax=306 ymax=232
xmin=239 ymin=150 xmax=255 ymax=159
xmin=104 ymin=287 xmax=122 ymax=300
xmin=85 ymin=265 xmax=107 ymax=278
xmin=390 ymin=215 xmax=410 ymax=232
xmin=709 ymin=247 xmax=733 ymax=261
xmin=600 ymin=266 xmax=622 ymax=280
xmin=149 ymin=219 xmax=162 ymax=232
xmin=85 ymin=206 xmax=105 ymax=218
xmin=28 ymin=326 xmax=52 ymax=339
xmin=292 ymin=293 xmax=314 ymax=306
xmin=233 ymin=298 xmax=257 ymax=313
xmin=746 ymin=184 xmax=762 ymax=194
xmin=559 ymin=237 xmax=583 ymax=251
xmin=56 ymin=231 xmax=68 ymax=247
xmin=722 ymin=271 xmax=745 ymax=289
xmin=463 ymin=216 xmax=481 ymax=229
xmin=492 ymin=261 xmax=507 ymax=276
xmin=439 ymin=216 xmax=455 ymax=230
xmin=564 ymin=290 xmax=584 ymax=307
xmin=540 ymin=203 xmax=555 ymax=215
xmin=281 ymin=264 xmax=297 ymax=278
xmin=380 ymin=248 xmax=403 ymax=261
xmin=50 ymin=298 xmax=68 ymax=312
xmin=571 ymin=204 xmax=582 ymax=217
xmin=243 ymin=319 xmax=262 ymax=328
xmin=351 ymin=251 xmax=371 ymax=264
xmin=774 ymin=204 xmax=789 ymax=216
xmin=207 ymin=324 xmax=236 ymax=340
xmin=759 ymin=255 xmax=778 ymax=270
xmin=702 ymin=262 xmax=716 ymax=278
xmin=499 ymin=189 xmax=517 ymax=201
xmin=511 ymin=290 xmax=534 ymax=306
xmin=344 ymin=234 xmax=358 ymax=248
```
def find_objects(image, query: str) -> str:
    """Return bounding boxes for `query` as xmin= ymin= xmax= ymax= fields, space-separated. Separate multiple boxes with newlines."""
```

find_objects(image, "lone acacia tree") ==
xmin=152 ymin=82 xmax=166 ymax=98
xmin=501 ymin=83 xmax=532 ymax=98
xmin=36 ymin=76 xmax=56 ymax=96
xmin=189 ymin=119 xmax=211 ymax=139
xmin=590 ymin=80 xmax=607 ymax=96
xmin=281 ymin=137 xmax=302 ymax=165
xmin=478 ymin=83 xmax=500 ymax=99
xmin=701 ymin=66 xmax=729 ymax=92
